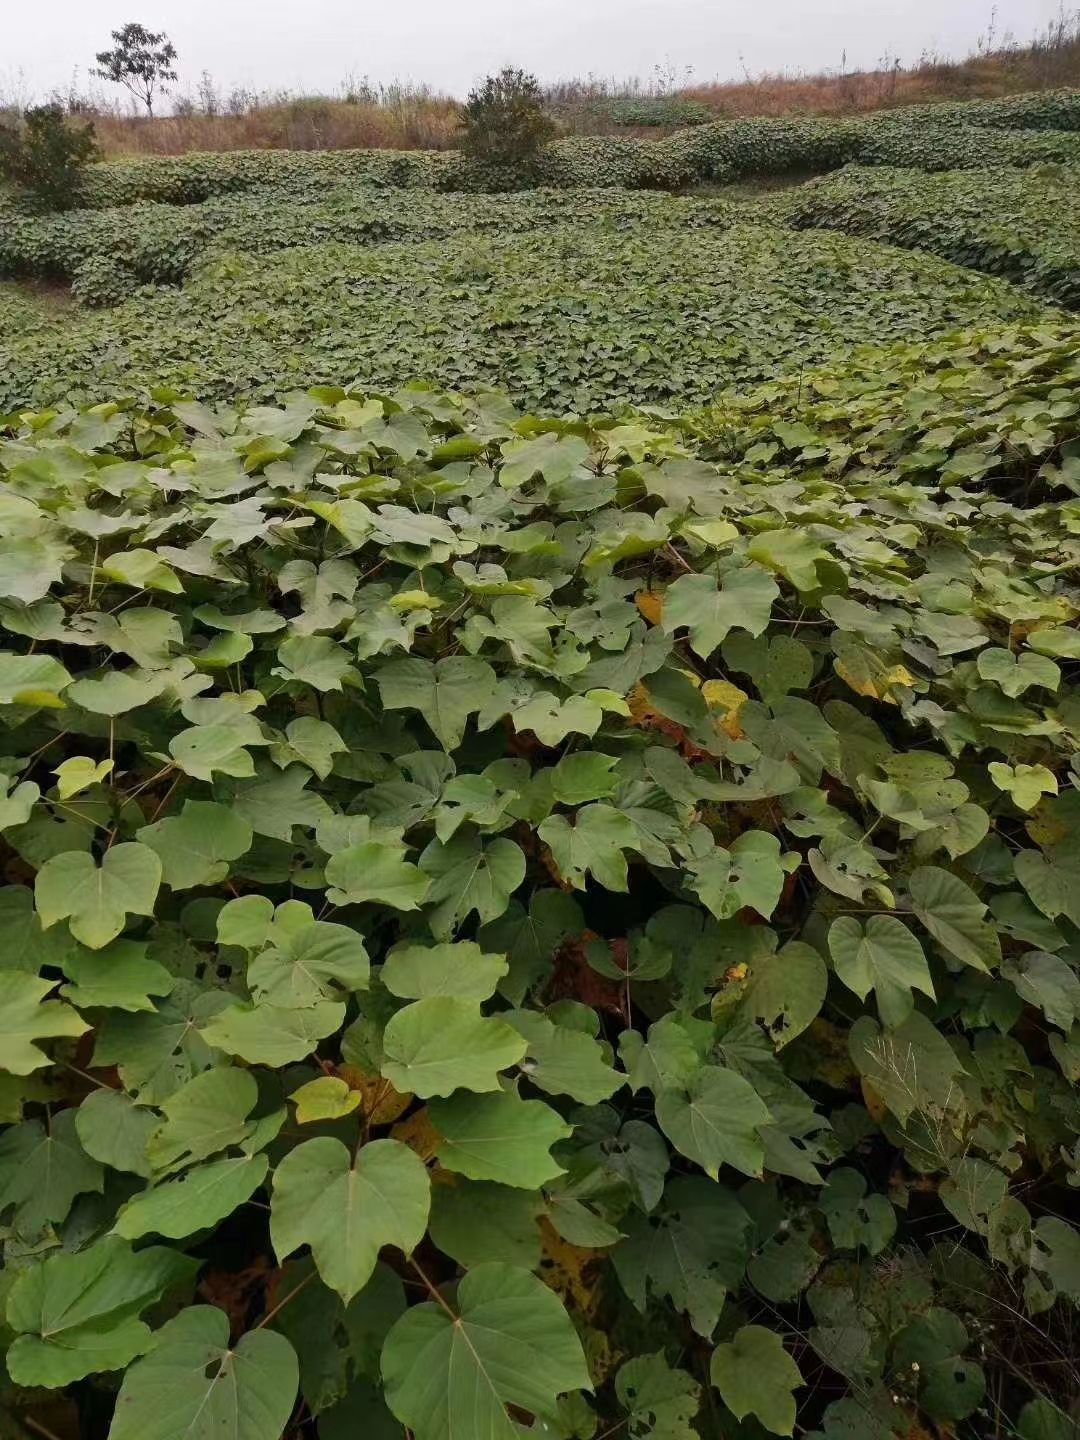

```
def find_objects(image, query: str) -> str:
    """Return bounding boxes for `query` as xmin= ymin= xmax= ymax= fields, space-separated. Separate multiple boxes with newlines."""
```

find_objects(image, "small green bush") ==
xmin=459 ymin=67 xmax=555 ymax=172
xmin=0 ymin=104 xmax=98 ymax=211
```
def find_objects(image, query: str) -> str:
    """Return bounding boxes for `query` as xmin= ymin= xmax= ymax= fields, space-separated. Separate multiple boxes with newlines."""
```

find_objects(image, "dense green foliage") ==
xmin=603 ymin=96 xmax=715 ymax=128
xmin=0 ymin=82 xmax=1078 ymax=1440
xmin=19 ymin=86 xmax=1074 ymax=211
xmin=640 ymin=114 xmax=1080 ymax=190
xmin=0 ymin=283 xmax=57 ymax=335
xmin=0 ymin=104 xmax=98 ymax=211
xmin=5 ymin=152 xmax=1077 ymax=317
xmin=0 ymin=320 xmax=1077 ymax=1439
xmin=460 ymin=68 xmax=556 ymax=170
xmin=0 ymin=187 xmax=736 ymax=304
xmin=887 ymin=86 xmax=1080 ymax=131
xmin=71 ymin=147 xmax=449 ymax=208
xmin=768 ymin=162 xmax=1080 ymax=309
xmin=0 ymin=219 xmax=1050 ymax=411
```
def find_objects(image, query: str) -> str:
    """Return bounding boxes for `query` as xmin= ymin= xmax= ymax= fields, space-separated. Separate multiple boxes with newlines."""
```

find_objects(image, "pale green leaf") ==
xmin=381 ymin=997 xmax=527 ymax=1098
xmin=274 ymin=635 xmax=359 ymax=692
xmin=0 ymin=651 xmax=72 ymax=706
xmin=430 ymin=1087 xmax=570 ymax=1189
xmin=113 ymin=1155 xmax=269 ymax=1240
xmin=75 ymin=1089 xmax=156 ymax=1177
xmin=36 ymin=843 xmax=162 ymax=949
xmin=828 ymin=915 xmax=934 ymax=1027
xmin=146 ymin=1067 xmax=259 ymax=1172
xmin=710 ymin=1325 xmax=803 ymax=1435
xmin=169 ymin=713 xmax=267 ymax=782
xmin=381 ymin=941 xmax=508 ymax=1001
xmin=325 ymin=841 xmax=431 ymax=911
xmin=101 ymin=549 xmax=183 ymax=594
xmin=662 ymin=566 xmax=777 ymax=658
xmin=137 ymin=801 xmax=253 ymax=889
xmin=381 ymin=1263 xmax=590 ymax=1439
xmin=107 ymin=1306 xmax=298 ymax=1440
xmin=5 ymin=1236 xmax=194 ymax=1388
xmin=271 ymin=1137 xmax=429 ymax=1302
xmin=59 ymin=940 xmax=175 ymax=1013
xmin=505 ymin=1009 xmax=623 ymax=1104
xmin=247 ymin=913 xmax=369 ymax=1008
xmin=199 ymin=999 xmax=345 ymax=1066
xmin=0 ymin=971 xmax=89 ymax=1073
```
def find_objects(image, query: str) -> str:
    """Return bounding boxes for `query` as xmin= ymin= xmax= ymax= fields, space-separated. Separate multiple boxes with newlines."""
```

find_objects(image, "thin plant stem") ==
xmin=255 ymin=1269 xmax=316 ymax=1331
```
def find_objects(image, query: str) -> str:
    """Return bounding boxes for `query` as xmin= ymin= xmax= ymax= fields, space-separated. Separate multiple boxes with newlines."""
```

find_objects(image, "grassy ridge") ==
xmin=0 ymin=188 xmax=736 ymax=303
xmin=38 ymin=89 xmax=1080 ymax=211
xmin=768 ymin=163 xmax=1080 ymax=308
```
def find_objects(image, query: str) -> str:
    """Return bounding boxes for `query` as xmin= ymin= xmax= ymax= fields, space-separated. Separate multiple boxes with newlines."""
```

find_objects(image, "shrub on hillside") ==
xmin=459 ymin=67 xmax=555 ymax=171
xmin=0 ymin=104 xmax=98 ymax=210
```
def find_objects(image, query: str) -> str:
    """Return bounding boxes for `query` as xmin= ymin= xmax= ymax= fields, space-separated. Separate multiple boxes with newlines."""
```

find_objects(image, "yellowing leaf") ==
xmin=389 ymin=590 xmax=442 ymax=613
xmin=290 ymin=1076 xmax=363 ymax=1124
xmin=1026 ymin=805 xmax=1070 ymax=848
xmin=538 ymin=1218 xmax=606 ymax=1320
xmin=988 ymin=762 xmax=1058 ymax=812
xmin=635 ymin=590 xmax=664 ymax=626
xmin=337 ymin=1065 xmax=413 ymax=1125
xmin=391 ymin=1106 xmax=442 ymax=1164
xmin=53 ymin=756 xmax=115 ymax=800
xmin=627 ymin=682 xmax=661 ymax=728
xmin=835 ymin=660 xmax=915 ymax=704
xmin=861 ymin=1079 xmax=889 ymax=1126
xmin=702 ymin=679 xmax=749 ymax=738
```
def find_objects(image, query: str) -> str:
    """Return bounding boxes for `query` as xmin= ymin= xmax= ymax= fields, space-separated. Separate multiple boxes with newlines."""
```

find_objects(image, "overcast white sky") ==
xmin=2 ymin=0 xmax=1069 ymax=104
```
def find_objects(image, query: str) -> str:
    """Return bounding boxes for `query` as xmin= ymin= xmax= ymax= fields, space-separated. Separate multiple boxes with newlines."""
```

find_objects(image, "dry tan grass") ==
xmin=92 ymin=94 xmax=461 ymax=156
xmin=685 ymin=29 xmax=1080 ymax=117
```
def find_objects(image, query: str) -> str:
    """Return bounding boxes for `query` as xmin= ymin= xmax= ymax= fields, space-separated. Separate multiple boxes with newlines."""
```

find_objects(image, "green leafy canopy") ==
xmin=0 ymin=139 xmax=1078 ymax=1440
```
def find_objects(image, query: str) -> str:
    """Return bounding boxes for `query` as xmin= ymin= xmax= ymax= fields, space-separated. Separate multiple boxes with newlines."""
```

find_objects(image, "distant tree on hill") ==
xmin=460 ymin=67 xmax=555 ymax=169
xmin=0 ymin=104 xmax=98 ymax=209
xmin=93 ymin=22 xmax=178 ymax=117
